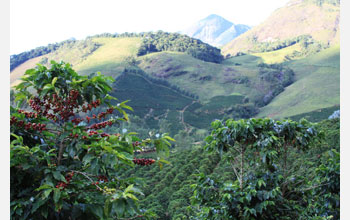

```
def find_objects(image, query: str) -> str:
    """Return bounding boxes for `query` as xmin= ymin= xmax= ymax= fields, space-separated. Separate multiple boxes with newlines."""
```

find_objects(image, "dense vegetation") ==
xmin=116 ymin=118 xmax=340 ymax=219
xmin=136 ymin=31 xmax=224 ymax=63
xmin=254 ymin=63 xmax=295 ymax=107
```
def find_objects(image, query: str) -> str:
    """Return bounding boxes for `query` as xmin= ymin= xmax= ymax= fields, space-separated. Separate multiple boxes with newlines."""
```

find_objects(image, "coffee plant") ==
xmin=189 ymin=118 xmax=338 ymax=219
xmin=10 ymin=60 xmax=174 ymax=219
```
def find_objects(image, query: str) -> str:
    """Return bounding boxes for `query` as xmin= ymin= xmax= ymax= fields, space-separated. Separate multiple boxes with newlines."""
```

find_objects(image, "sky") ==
xmin=10 ymin=0 xmax=290 ymax=55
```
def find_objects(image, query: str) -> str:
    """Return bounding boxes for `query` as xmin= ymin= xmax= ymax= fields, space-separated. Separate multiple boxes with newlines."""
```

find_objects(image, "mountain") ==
xmin=222 ymin=0 xmax=340 ymax=56
xmin=181 ymin=14 xmax=250 ymax=47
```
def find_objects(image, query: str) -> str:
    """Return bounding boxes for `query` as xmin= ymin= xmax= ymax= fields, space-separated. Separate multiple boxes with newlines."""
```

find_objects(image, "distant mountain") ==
xmin=222 ymin=0 xmax=340 ymax=56
xmin=181 ymin=14 xmax=250 ymax=47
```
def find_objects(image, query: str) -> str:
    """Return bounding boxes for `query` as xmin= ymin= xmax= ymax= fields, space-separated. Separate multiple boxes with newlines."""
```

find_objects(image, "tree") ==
xmin=10 ymin=60 xmax=174 ymax=219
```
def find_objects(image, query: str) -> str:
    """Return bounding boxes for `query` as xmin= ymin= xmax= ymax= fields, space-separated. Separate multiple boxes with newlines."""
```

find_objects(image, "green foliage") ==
xmin=117 ymin=148 xmax=221 ymax=220
xmin=137 ymin=31 xmax=224 ymax=63
xmin=10 ymin=61 xmax=173 ymax=219
xmin=189 ymin=118 xmax=339 ymax=219
xmin=113 ymin=118 xmax=339 ymax=219
xmin=303 ymin=149 xmax=340 ymax=219
xmin=315 ymin=118 xmax=340 ymax=151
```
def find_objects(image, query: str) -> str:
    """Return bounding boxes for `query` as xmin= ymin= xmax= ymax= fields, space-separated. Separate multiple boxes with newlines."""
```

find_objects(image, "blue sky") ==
xmin=10 ymin=0 xmax=290 ymax=54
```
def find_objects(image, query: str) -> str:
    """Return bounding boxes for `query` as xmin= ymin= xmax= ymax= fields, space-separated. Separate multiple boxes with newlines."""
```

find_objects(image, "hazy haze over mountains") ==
xmin=181 ymin=14 xmax=250 ymax=47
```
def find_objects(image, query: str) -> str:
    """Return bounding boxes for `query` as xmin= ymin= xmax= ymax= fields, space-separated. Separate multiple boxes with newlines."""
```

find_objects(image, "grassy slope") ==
xmin=257 ymin=45 xmax=339 ymax=119
xmin=222 ymin=44 xmax=305 ymax=65
xmin=137 ymin=51 xmax=259 ymax=103
xmin=222 ymin=54 xmax=263 ymax=66
xmin=74 ymin=37 xmax=142 ymax=75
xmin=10 ymin=56 xmax=44 ymax=86
xmin=251 ymin=43 xmax=303 ymax=64
xmin=222 ymin=1 xmax=340 ymax=56
xmin=10 ymin=37 xmax=142 ymax=88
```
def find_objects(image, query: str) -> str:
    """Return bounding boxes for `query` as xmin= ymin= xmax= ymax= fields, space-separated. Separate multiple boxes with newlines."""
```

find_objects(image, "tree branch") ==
xmin=72 ymin=170 xmax=103 ymax=192
xmin=299 ymin=183 xmax=331 ymax=192
xmin=57 ymin=139 xmax=65 ymax=166
xmin=230 ymin=161 xmax=241 ymax=185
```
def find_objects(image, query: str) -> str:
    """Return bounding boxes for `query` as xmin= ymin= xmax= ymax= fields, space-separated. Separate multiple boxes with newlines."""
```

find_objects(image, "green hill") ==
xmin=257 ymin=45 xmax=340 ymax=119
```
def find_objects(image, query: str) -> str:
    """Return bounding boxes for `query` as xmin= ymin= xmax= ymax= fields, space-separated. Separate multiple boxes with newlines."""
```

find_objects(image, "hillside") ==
xmin=257 ymin=45 xmax=340 ymax=119
xmin=181 ymin=14 xmax=250 ymax=47
xmin=11 ymin=34 xmax=337 ymax=133
xmin=222 ymin=0 xmax=340 ymax=56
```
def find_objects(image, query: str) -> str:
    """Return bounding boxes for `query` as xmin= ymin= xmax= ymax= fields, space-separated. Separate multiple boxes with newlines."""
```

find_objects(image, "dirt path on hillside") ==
xmin=179 ymin=100 xmax=198 ymax=133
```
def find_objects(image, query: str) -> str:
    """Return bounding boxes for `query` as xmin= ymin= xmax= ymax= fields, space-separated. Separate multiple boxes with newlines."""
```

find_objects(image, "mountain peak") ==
xmin=182 ymin=15 xmax=250 ymax=47
xmin=204 ymin=14 xmax=224 ymax=20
